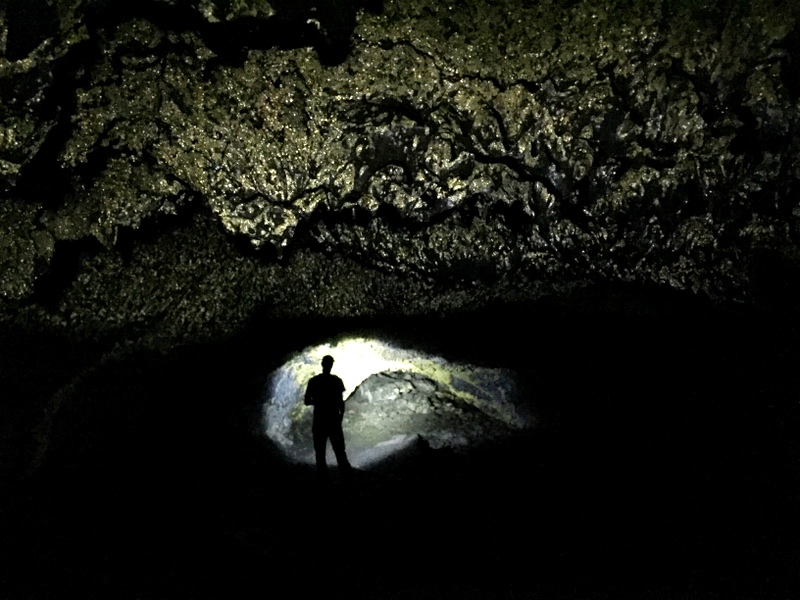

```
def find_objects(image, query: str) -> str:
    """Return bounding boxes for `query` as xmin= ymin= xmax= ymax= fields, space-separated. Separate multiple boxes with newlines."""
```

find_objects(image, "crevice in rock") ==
xmin=7 ymin=39 xmax=101 ymax=209
xmin=79 ymin=0 xmax=381 ymax=68
xmin=30 ymin=236 xmax=108 ymax=311
xmin=778 ymin=21 xmax=800 ymax=103
xmin=29 ymin=191 xmax=213 ymax=310
xmin=3 ymin=0 xmax=60 ymax=61
xmin=112 ymin=189 xmax=212 ymax=263
xmin=292 ymin=190 xmax=538 ymax=267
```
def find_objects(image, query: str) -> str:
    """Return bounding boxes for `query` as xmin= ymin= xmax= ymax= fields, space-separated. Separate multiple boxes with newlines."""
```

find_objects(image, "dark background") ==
xmin=1 ymin=291 xmax=798 ymax=599
xmin=2 ymin=1 xmax=799 ymax=597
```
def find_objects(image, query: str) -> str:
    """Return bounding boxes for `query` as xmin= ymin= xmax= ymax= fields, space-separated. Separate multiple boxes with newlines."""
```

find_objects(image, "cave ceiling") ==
xmin=1 ymin=0 xmax=799 ymax=343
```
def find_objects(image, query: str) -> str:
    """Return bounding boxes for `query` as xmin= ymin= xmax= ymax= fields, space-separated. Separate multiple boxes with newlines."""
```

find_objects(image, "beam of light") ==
xmin=262 ymin=335 xmax=531 ymax=468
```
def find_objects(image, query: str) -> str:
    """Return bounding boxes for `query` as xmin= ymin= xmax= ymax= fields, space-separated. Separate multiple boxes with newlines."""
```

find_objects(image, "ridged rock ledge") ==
xmin=1 ymin=0 xmax=798 ymax=345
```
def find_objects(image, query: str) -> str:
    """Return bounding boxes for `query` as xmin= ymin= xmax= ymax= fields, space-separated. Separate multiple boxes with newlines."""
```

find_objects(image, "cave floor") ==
xmin=1 ymin=307 xmax=798 ymax=599
xmin=3 ymin=425 xmax=796 ymax=600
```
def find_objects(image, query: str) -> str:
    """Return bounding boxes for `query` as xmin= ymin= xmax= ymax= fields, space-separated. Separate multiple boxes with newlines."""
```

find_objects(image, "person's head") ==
xmin=321 ymin=355 xmax=334 ymax=373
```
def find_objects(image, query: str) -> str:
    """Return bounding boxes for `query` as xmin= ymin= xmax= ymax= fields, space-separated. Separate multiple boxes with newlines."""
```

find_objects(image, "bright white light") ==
xmin=298 ymin=337 xmax=416 ymax=399
xmin=262 ymin=335 xmax=530 ymax=468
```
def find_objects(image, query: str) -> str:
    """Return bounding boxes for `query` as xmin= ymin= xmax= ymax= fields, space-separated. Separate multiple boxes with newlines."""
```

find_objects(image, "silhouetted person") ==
xmin=304 ymin=355 xmax=352 ymax=480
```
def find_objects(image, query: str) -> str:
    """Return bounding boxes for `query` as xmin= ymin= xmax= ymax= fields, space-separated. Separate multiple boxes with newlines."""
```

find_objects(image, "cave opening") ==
xmin=262 ymin=334 xmax=531 ymax=468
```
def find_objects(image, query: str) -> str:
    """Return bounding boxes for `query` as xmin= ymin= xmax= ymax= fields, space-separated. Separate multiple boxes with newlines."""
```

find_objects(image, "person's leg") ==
xmin=329 ymin=423 xmax=352 ymax=477
xmin=312 ymin=425 xmax=329 ymax=477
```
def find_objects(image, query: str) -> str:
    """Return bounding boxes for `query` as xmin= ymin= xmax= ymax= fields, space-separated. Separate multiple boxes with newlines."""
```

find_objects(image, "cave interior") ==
xmin=1 ymin=0 xmax=799 ymax=598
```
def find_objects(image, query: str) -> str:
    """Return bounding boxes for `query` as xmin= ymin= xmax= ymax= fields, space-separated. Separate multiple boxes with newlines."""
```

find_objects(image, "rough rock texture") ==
xmin=287 ymin=371 xmax=518 ymax=466
xmin=1 ymin=0 xmax=799 ymax=344
xmin=282 ymin=370 xmax=519 ymax=463
xmin=345 ymin=371 xmax=516 ymax=447
xmin=2 ymin=5 xmax=798 ymax=596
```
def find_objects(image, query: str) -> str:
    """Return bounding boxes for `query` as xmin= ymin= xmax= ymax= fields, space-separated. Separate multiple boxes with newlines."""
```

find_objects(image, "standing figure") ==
xmin=304 ymin=355 xmax=352 ymax=479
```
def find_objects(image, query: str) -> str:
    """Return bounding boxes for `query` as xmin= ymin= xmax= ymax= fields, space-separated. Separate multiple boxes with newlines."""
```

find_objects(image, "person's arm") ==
xmin=338 ymin=378 xmax=345 ymax=418
xmin=304 ymin=380 xmax=314 ymax=406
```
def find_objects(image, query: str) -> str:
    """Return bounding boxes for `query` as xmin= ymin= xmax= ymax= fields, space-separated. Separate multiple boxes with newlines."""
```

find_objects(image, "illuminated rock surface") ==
xmin=0 ymin=0 xmax=798 ymax=343
xmin=263 ymin=336 xmax=529 ymax=466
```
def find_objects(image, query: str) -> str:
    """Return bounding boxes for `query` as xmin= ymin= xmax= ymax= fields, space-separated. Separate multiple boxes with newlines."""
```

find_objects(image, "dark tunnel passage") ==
xmin=2 ymin=0 xmax=800 ymax=597
xmin=1 ymin=299 xmax=798 ymax=599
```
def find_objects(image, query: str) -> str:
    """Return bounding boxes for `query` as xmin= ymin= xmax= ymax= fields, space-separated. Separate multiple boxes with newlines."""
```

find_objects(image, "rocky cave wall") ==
xmin=1 ymin=0 xmax=799 ymax=346
xmin=1 ymin=7 xmax=799 ymax=593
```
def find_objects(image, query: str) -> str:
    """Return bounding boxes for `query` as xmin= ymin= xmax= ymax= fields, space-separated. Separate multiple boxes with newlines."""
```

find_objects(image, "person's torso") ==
xmin=308 ymin=373 xmax=344 ymax=417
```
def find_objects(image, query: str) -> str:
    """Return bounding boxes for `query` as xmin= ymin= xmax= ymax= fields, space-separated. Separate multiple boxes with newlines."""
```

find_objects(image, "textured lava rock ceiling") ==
xmin=1 ymin=0 xmax=799 ymax=343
